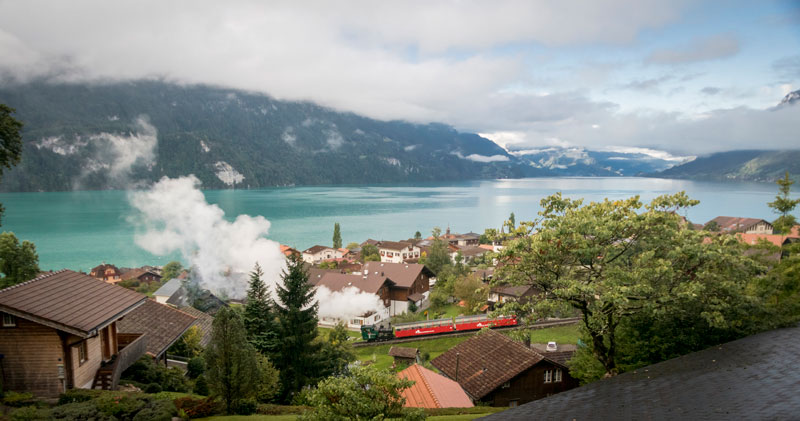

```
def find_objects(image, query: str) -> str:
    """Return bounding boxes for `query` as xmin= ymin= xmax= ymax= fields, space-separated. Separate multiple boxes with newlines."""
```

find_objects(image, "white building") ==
xmin=302 ymin=245 xmax=344 ymax=264
xmin=376 ymin=241 xmax=421 ymax=263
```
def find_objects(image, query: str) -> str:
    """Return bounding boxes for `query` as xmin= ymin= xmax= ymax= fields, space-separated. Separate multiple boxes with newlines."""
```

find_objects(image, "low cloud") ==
xmin=646 ymin=34 xmax=740 ymax=65
xmin=465 ymin=154 xmax=510 ymax=163
xmin=700 ymin=86 xmax=722 ymax=95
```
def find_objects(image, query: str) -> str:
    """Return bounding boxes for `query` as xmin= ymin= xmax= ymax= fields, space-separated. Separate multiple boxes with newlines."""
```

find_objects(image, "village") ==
xmin=1 ymin=207 xmax=799 ymax=419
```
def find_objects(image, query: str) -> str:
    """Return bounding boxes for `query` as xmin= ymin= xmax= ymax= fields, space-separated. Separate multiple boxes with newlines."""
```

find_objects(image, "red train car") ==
xmin=394 ymin=318 xmax=454 ymax=338
xmin=454 ymin=314 xmax=517 ymax=331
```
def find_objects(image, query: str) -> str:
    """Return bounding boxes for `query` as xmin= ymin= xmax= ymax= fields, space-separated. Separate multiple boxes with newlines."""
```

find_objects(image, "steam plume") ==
xmin=315 ymin=285 xmax=384 ymax=320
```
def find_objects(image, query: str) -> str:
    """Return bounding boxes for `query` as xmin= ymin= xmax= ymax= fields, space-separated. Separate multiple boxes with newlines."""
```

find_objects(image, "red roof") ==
xmin=708 ymin=216 xmax=770 ymax=232
xmin=398 ymin=364 xmax=474 ymax=408
xmin=737 ymin=233 xmax=788 ymax=247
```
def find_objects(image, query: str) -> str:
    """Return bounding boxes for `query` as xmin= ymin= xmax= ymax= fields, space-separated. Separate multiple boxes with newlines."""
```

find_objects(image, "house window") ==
xmin=78 ymin=341 xmax=88 ymax=365
xmin=350 ymin=319 xmax=363 ymax=325
xmin=2 ymin=313 xmax=16 ymax=327
xmin=555 ymin=368 xmax=563 ymax=382
xmin=544 ymin=369 xmax=553 ymax=383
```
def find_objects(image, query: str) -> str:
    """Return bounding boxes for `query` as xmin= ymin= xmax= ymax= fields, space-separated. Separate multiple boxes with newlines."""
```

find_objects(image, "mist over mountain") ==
xmin=0 ymin=81 xmax=695 ymax=192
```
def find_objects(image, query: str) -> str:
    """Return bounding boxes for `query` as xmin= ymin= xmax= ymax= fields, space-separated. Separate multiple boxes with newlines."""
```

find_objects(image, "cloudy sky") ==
xmin=0 ymin=0 xmax=798 ymax=155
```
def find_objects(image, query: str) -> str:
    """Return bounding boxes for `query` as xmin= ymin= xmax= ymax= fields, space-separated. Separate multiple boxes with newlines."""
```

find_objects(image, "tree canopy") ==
xmin=0 ymin=104 xmax=24 ymax=224
xmin=768 ymin=172 xmax=800 ymax=234
xmin=0 ymin=232 xmax=39 ymax=288
xmin=161 ymin=261 xmax=183 ymax=281
xmin=244 ymin=262 xmax=278 ymax=356
xmin=332 ymin=223 xmax=342 ymax=249
xmin=498 ymin=192 xmax=767 ymax=380
xmin=204 ymin=306 xmax=258 ymax=414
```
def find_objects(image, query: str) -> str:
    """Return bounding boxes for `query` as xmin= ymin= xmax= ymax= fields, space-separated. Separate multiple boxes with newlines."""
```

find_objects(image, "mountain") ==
xmin=779 ymin=90 xmax=800 ymax=107
xmin=0 ymin=81 xmax=539 ymax=192
xmin=510 ymin=147 xmax=685 ymax=177
xmin=652 ymin=150 xmax=800 ymax=182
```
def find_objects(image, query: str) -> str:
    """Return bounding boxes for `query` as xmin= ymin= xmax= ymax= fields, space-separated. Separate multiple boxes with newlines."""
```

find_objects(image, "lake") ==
xmin=0 ymin=177 xmax=780 ymax=271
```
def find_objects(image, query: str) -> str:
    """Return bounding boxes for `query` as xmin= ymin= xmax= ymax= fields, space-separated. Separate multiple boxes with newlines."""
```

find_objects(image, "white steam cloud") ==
xmin=129 ymin=175 xmax=285 ymax=298
xmin=315 ymin=285 xmax=384 ymax=319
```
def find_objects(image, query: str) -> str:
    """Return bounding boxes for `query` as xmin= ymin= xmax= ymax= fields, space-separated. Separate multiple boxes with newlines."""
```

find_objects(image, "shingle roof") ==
xmin=153 ymin=278 xmax=183 ymax=298
xmin=482 ymin=325 xmax=800 ymax=420
xmin=177 ymin=305 xmax=214 ymax=347
xmin=399 ymin=364 xmax=474 ymax=409
xmin=490 ymin=285 xmax=535 ymax=298
xmin=709 ymin=216 xmax=770 ymax=232
xmin=0 ymin=270 xmax=146 ymax=337
xmin=363 ymin=262 xmax=433 ymax=289
xmin=303 ymin=245 xmax=334 ymax=254
xmin=315 ymin=272 xmax=393 ymax=294
xmin=376 ymin=240 xmax=415 ymax=251
xmin=121 ymin=268 xmax=161 ymax=281
xmin=530 ymin=344 xmax=577 ymax=366
xmin=117 ymin=299 xmax=196 ymax=358
xmin=431 ymin=330 xmax=550 ymax=400
xmin=389 ymin=346 xmax=419 ymax=359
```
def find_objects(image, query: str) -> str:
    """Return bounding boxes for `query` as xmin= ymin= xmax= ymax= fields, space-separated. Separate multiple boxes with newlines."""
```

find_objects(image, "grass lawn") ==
xmin=355 ymin=324 xmax=579 ymax=371
xmin=317 ymin=326 xmax=364 ymax=342
xmin=196 ymin=408 xmax=507 ymax=420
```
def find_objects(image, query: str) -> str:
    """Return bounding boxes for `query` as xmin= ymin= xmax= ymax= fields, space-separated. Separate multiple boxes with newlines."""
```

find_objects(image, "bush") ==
xmin=173 ymin=396 xmax=220 ymax=419
xmin=161 ymin=367 xmax=189 ymax=392
xmin=145 ymin=383 xmax=163 ymax=394
xmin=3 ymin=391 xmax=36 ymax=407
xmin=193 ymin=375 xmax=209 ymax=396
xmin=132 ymin=399 xmax=176 ymax=421
xmin=49 ymin=401 xmax=114 ymax=420
xmin=408 ymin=301 xmax=418 ymax=313
xmin=121 ymin=356 xmax=189 ymax=393
xmin=187 ymin=357 xmax=206 ymax=379
xmin=57 ymin=389 xmax=104 ymax=405
xmin=233 ymin=397 xmax=257 ymax=415
xmin=10 ymin=406 xmax=45 ymax=421
xmin=95 ymin=393 xmax=147 ymax=418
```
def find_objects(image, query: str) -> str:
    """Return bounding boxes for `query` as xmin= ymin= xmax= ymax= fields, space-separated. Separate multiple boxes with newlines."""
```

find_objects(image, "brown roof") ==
xmin=408 ymin=292 xmax=425 ymax=302
xmin=454 ymin=246 xmax=489 ymax=257
xmin=398 ymin=364 xmax=474 ymax=409
xmin=431 ymin=330 xmax=554 ymax=400
xmin=530 ymin=344 xmax=578 ymax=366
xmin=363 ymin=262 xmax=434 ymax=288
xmin=303 ymin=245 xmax=334 ymax=254
xmin=306 ymin=267 xmax=341 ymax=286
xmin=0 ymin=270 xmax=146 ymax=337
xmin=177 ymin=305 xmax=214 ymax=347
xmin=315 ymin=272 xmax=394 ymax=294
xmin=389 ymin=346 xmax=419 ymax=359
xmin=708 ymin=216 xmax=771 ymax=232
xmin=117 ymin=299 xmax=196 ymax=358
xmin=376 ymin=240 xmax=415 ymax=251
xmin=90 ymin=263 xmax=121 ymax=276
xmin=120 ymin=268 xmax=161 ymax=281
xmin=491 ymin=284 xmax=535 ymax=298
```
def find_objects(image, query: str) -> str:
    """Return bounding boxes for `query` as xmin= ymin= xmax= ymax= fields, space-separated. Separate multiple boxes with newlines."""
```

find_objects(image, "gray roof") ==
xmin=153 ymin=278 xmax=182 ymax=298
xmin=481 ymin=324 xmax=800 ymax=420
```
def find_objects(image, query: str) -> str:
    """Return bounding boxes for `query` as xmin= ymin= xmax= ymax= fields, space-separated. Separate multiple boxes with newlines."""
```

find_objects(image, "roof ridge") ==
xmin=0 ymin=269 xmax=70 ymax=294
xmin=414 ymin=364 xmax=442 ymax=408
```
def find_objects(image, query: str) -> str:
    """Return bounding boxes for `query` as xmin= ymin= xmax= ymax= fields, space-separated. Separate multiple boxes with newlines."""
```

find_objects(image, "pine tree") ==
xmin=332 ymin=222 xmax=342 ymax=249
xmin=244 ymin=263 xmax=278 ymax=356
xmin=204 ymin=306 xmax=258 ymax=414
xmin=274 ymin=253 xmax=321 ymax=402
xmin=768 ymin=172 xmax=800 ymax=234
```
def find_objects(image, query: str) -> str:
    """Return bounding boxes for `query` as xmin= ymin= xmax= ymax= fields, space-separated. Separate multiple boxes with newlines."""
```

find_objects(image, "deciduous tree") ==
xmin=161 ymin=261 xmax=183 ymax=281
xmin=453 ymin=273 xmax=488 ymax=313
xmin=0 ymin=104 xmax=23 ymax=225
xmin=204 ymin=306 xmax=258 ymax=414
xmin=0 ymin=232 xmax=39 ymax=288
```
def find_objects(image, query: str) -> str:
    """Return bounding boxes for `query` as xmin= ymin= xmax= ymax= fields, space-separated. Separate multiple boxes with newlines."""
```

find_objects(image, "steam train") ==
xmin=360 ymin=314 xmax=517 ymax=342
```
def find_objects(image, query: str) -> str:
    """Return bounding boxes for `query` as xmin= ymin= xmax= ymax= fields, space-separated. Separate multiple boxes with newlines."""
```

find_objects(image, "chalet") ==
xmin=431 ymin=330 xmax=578 ymax=407
xmin=302 ymin=245 xmax=344 ymax=264
xmin=375 ymin=241 xmax=421 ymax=263
xmin=89 ymin=263 xmax=123 ymax=284
xmin=398 ymin=364 xmax=474 ymax=409
xmin=482 ymin=325 xmax=800 ymax=420
xmin=451 ymin=246 xmax=489 ymax=264
xmin=153 ymin=278 xmax=183 ymax=304
xmin=314 ymin=271 xmax=394 ymax=328
xmin=120 ymin=268 xmax=162 ymax=284
xmin=707 ymin=216 xmax=773 ymax=234
xmin=116 ymin=299 xmax=196 ymax=366
xmin=279 ymin=244 xmax=300 ymax=257
xmin=388 ymin=346 xmax=420 ymax=366
xmin=489 ymin=285 xmax=539 ymax=307
xmin=363 ymin=262 xmax=434 ymax=316
xmin=0 ymin=270 xmax=148 ymax=397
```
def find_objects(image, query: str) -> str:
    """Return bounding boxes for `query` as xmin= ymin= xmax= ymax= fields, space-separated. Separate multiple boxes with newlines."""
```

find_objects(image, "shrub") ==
xmin=145 ymin=383 xmax=163 ymax=394
xmin=233 ymin=397 xmax=257 ymax=415
xmin=161 ymin=367 xmax=189 ymax=393
xmin=3 ymin=391 xmax=36 ymax=407
xmin=132 ymin=399 xmax=176 ymax=421
xmin=186 ymin=357 xmax=206 ymax=379
xmin=193 ymin=375 xmax=209 ymax=396
xmin=49 ymin=401 xmax=113 ymax=420
xmin=10 ymin=406 xmax=45 ymax=421
xmin=57 ymin=389 xmax=104 ymax=405
xmin=173 ymin=396 xmax=220 ymax=419
xmin=95 ymin=393 xmax=147 ymax=418
xmin=408 ymin=301 xmax=418 ymax=313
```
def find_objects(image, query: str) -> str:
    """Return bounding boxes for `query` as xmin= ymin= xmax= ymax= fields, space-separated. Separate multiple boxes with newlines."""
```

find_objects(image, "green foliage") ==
xmin=425 ymin=237 xmax=451 ymax=275
xmin=48 ymin=392 xmax=177 ymax=421
xmin=360 ymin=244 xmax=379 ymax=261
xmin=121 ymin=356 xmax=189 ymax=392
xmin=703 ymin=220 xmax=720 ymax=232
xmin=345 ymin=242 xmax=360 ymax=250
xmin=193 ymin=375 xmax=210 ymax=396
xmin=408 ymin=300 xmax=418 ymax=313
xmin=173 ymin=396 xmax=220 ymax=418
xmin=244 ymin=262 xmax=278 ymax=356
xmin=274 ymin=254 xmax=321 ymax=402
xmin=10 ymin=406 xmax=45 ymax=421
xmin=204 ymin=306 xmax=258 ymax=413
xmin=299 ymin=365 xmax=425 ymax=421
xmin=0 ymin=232 xmax=39 ymax=288
xmin=169 ymin=325 xmax=204 ymax=359
xmin=161 ymin=261 xmax=183 ymax=281
xmin=414 ymin=231 xmax=422 ymax=240
xmin=768 ymin=172 xmax=800 ymax=234
xmin=2 ymin=391 xmax=36 ymax=407
xmin=316 ymin=322 xmax=356 ymax=378
xmin=317 ymin=260 xmax=338 ymax=269
xmin=332 ymin=222 xmax=342 ymax=249
xmin=254 ymin=354 xmax=281 ymax=404
xmin=499 ymin=192 xmax=767 ymax=380
xmin=187 ymin=357 xmax=206 ymax=379
xmin=453 ymin=274 xmax=489 ymax=313
xmin=145 ymin=383 xmax=163 ymax=393
xmin=0 ymin=104 xmax=23 ymax=224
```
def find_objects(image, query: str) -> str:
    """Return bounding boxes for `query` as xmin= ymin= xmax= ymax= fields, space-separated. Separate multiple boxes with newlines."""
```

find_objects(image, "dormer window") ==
xmin=2 ymin=313 xmax=16 ymax=327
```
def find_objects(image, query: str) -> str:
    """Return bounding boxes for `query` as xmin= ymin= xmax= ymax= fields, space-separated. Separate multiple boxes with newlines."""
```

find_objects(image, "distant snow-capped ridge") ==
xmin=779 ymin=90 xmax=800 ymax=106
xmin=505 ymin=146 xmax=693 ymax=175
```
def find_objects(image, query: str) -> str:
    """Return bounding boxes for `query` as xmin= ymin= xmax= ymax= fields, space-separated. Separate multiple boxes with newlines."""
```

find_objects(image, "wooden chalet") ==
xmin=363 ymin=262 xmax=434 ymax=316
xmin=431 ymin=330 xmax=578 ymax=407
xmin=0 ymin=270 xmax=148 ymax=397
xmin=388 ymin=346 xmax=420 ymax=366
xmin=89 ymin=263 xmax=123 ymax=284
xmin=120 ymin=267 xmax=162 ymax=284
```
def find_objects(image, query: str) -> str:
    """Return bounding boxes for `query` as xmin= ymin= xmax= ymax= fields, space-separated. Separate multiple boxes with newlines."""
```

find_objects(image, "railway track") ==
xmin=352 ymin=317 xmax=580 ymax=348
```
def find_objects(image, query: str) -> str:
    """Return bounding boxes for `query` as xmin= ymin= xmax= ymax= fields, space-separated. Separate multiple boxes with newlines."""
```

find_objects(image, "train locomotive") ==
xmin=360 ymin=314 xmax=517 ymax=342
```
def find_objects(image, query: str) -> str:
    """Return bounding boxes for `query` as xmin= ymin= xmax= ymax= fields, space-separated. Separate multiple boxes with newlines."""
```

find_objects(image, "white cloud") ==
xmin=646 ymin=34 xmax=740 ymax=65
xmin=465 ymin=154 xmax=510 ymax=163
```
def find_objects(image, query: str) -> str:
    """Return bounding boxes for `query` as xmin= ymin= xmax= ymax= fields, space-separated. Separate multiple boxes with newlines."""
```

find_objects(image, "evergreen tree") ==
xmin=204 ymin=306 xmax=258 ymax=414
xmin=274 ymin=254 xmax=321 ymax=402
xmin=244 ymin=263 xmax=277 ymax=355
xmin=768 ymin=172 xmax=800 ymax=234
xmin=332 ymin=223 xmax=342 ymax=249
xmin=414 ymin=231 xmax=422 ymax=240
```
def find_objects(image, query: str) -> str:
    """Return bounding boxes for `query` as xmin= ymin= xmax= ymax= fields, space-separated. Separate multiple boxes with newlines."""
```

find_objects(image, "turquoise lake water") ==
xmin=0 ymin=177 xmax=780 ymax=271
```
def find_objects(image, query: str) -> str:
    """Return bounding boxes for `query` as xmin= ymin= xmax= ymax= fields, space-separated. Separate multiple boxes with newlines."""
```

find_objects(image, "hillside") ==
xmin=653 ymin=150 xmax=800 ymax=182
xmin=0 ymin=81 xmax=536 ymax=191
